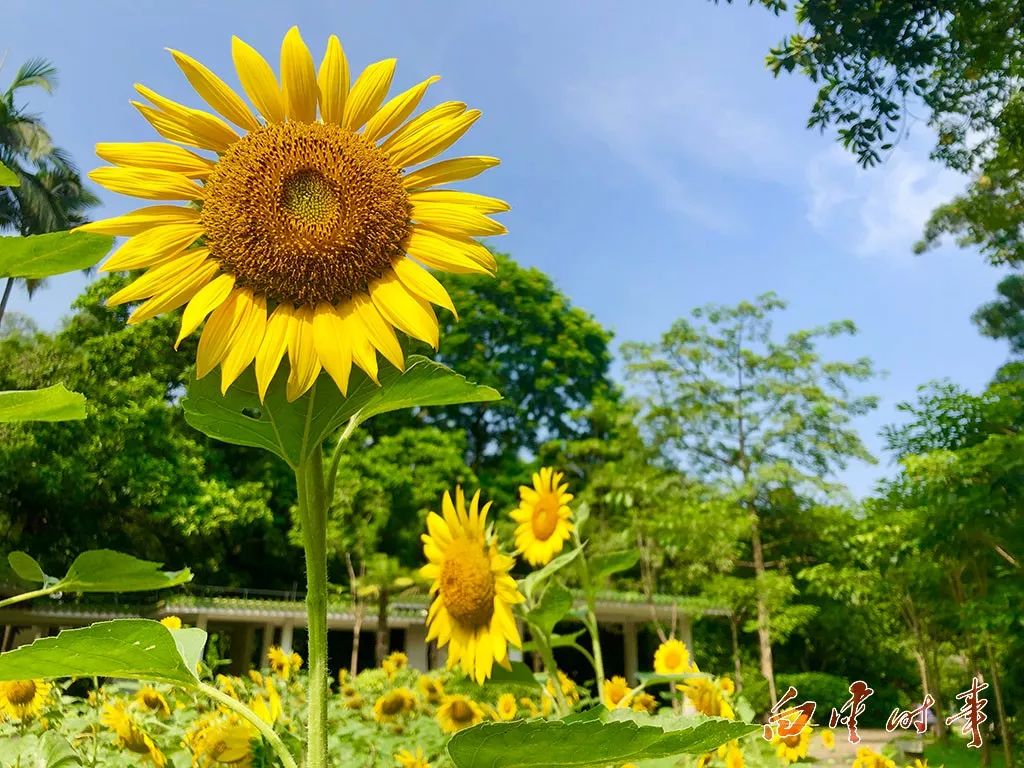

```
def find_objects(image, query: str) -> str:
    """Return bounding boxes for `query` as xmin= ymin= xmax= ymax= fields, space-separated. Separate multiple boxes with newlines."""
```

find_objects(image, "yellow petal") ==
xmin=412 ymin=203 xmax=507 ymax=237
xmin=402 ymin=156 xmax=500 ymax=190
xmin=89 ymin=166 xmax=203 ymax=201
xmin=220 ymin=291 xmax=267 ymax=393
xmin=391 ymin=257 xmax=457 ymax=317
xmin=196 ymin=288 xmax=249 ymax=379
xmin=405 ymin=227 xmax=496 ymax=275
xmin=255 ymin=304 xmax=292 ymax=400
xmin=316 ymin=35 xmax=349 ymax=125
xmin=280 ymin=26 xmax=318 ymax=123
xmin=380 ymin=101 xmax=466 ymax=154
xmin=95 ymin=143 xmax=214 ymax=178
xmin=387 ymin=110 xmax=481 ymax=169
xmin=169 ymin=48 xmax=259 ymax=131
xmin=177 ymin=273 xmax=236 ymax=347
xmin=79 ymin=205 xmax=199 ymax=237
xmin=133 ymin=102 xmax=206 ymax=149
xmin=363 ymin=75 xmax=440 ymax=143
xmin=128 ymin=260 xmax=220 ymax=324
xmin=285 ymin=304 xmax=321 ymax=401
xmin=107 ymin=249 xmax=211 ymax=305
xmin=342 ymin=58 xmax=396 ymax=132
xmin=408 ymin=189 xmax=509 ymax=213
xmin=339 ymin=302 xmax=378 ymax=383
xmin=135 ymin=84 xmax=239 ymax=151
xmin=101 ymin=225 xmax=204 ymax=272
xmin=369 ymin=274 xmax=438 ymax=347
xmin=312 ymin=303 xmax=353 ymax=395
xmin=352 ymin=294 xmax=404 ymax=372
xmin=232 ymin=36 xmax=285 ymax=124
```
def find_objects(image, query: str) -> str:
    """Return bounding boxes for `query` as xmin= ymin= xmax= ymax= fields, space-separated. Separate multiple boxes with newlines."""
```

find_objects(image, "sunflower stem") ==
xmin=530 ymin=629 xmax=570 ymax=716
xmin=197 ymin=682 xmax=298 ymax=768
xmin=0 ymin=585 xmax=59 ymax=609
xmin=297 ymin=443 xmax=330 ymax=768
xmin=571 ymin=533 xmax=606 ymax=693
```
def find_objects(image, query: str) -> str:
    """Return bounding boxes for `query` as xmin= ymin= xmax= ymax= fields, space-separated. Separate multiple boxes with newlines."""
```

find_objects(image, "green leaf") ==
xmin=0 ymin=231 xmax=113 ymax=279
xmin=522 ymin=629 xmax=585 ymax=653
xmin=447 ymin=717 xmax=760 ymax=767
xmin=589 ymin=549 xmax=640 ymax=583
xmin=39 ymin=731 xmax=84 ymax=768
xmin=483 ymin=661 xmax=541 ymax=689
xmin=0 ymin=619 xmax=205 ymax=686
xmin=0 ymin=161 xmax=18 ymax=187
xmin=183 ymin=356 xmax=501 ymax=468
xmin=0 ymin=385 xmax=86 ymax=423
xmin=573 ymin=501 xmax=590 ymax=536
xmin=8 ymin=551 xmax=45 ymax=583
xmin=520 ymin=547 xmax=582 ymax=603
xmin=526 ymin=583 xmax=574 ymax=636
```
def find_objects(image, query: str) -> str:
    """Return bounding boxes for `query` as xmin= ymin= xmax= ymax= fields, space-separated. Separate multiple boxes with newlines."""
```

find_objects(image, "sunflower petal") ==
xmin=196 ymin=288 xmax=249 ymax=378
xmin=77 ymin=205 xmax=200 ymax=237
xmin=95 ymin=143 xmax=214 ymax=178
xmin=340 ymin=302 xmax=378 ymax=383
xmin=380 ymin=102 xmax=466 ymax=154
xmin=412 ymin=203 xmax=507 ymax=237
xmin=89 ymin=166 xmax=203 ymax=201
xmin=405 ymin=227 xmax=496 ymax=275
xmin=232 ymin=36 xmax=285 ymax=124
xmin=391 ymin=257 xmax=457 ymax=318
xmin=101 ymin=225 xmax=203 ymax=272
xmin=362 ymin=75 xmax=439 ymax=143
xmin=107 ymin=250 xmax=211 ymax=306
xmin=220 ymin=291 xmax=267 ymax=393
xmin=169 ymin=48 xmax=259 ymax=130
xmin=343 ymin=58 xmax=396 ymax=132
xmin=128 ymin=260 xmax=221 ymax=325
xmin=256 ymin=304 xmax=292 ymax=400
xmin=285 ymin=304 xmax=321 ymax=401
xmin=312 ymin=303 xmax=353 ymax=396
xmin=388 ymin=110 xmax=482 ymax=169
xmin=369 ymin=274 xmax=438 ymax=348
xmin=177 ymin=273 xmax=236 ymax=347
xmin=135 ymin=84 xmax=239 ymax=151
xmin=351 ymin=294 xmax=405 ymax=372
xmin=402 ymin=156 xmax=500 ymax=190
xmin=316 ymin=35 xmax=349 ymax=125
xmin=280 ymin=26 xmax=319 ymax=124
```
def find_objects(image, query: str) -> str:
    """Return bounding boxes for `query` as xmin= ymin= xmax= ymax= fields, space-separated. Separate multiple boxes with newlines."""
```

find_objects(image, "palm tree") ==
xmin=0 ymin=57 xmax=99 ymax=325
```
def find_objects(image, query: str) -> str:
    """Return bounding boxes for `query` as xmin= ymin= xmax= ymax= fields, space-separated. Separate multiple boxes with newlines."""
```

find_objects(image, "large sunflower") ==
xmin=510 ymin=467 xmax=574 ymax=566
xmin=82 ymin=27 xmax=507 ymax=401
xmin=772 ymin=725 xmax=812 ymax=764
xmin=420 ymin=487 xmax=524 ymax=683
xmin=0 ymin=679 xmax=51 ymax=722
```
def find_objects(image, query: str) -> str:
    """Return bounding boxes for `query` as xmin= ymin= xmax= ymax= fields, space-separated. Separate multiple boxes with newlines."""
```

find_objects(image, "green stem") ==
xmin=572 ymin=532 xmax=606 ymax=692
xmin=198 ymin=682 xmax=298 ymax=768
xmin=530 ymin=627 xmax=570 ymax=716
xmin=0 ymin=585 xmax=58 ymax=609
xmin=297 ymin=443 xmax=329 ymax=768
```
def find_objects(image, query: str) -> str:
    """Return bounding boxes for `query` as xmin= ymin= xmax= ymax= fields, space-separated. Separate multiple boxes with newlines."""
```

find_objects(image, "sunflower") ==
xmin=185 ymin=711 xmax=256 ymax=767
xmin=136 ymin=686 xmax=171 ymax=717
xmin=631 ymin=691 xmax=658 ymax=714
xmin=495 ymin=692 xmax=518 ymax=720
xmin=725 ymin=745 xmax=745 ymax=768
xmin=0 ymin=679 xmax=51 ymax=722
xmin=545 ymin=670 xmax=580 ymax=705
xmin=602 ymin=675 xmax=633 ymax=709
xmin=653 ymin=638 xmax=695 ymax=676
xmin=159 ymin=615 xmax=183 ymax=630
xmin=417 ymin=675 xmax=444 ymax=705
xmin=420 ymin=487 xmax=524 ymax=683
xmin=382 ymin=650 xmax=408 ymax=678
xmin=80 ymin=28 xmax=506 ymax=403
xmin=719 ymin=677 xmax=736 ymax=696
xmin=436 ymin=694 xmax=484 ymax=733
xmin=772 ymin=725 xmax=812 ymax=764
xmin=373 ymin=688 xmax=416 ymax=723
xmin=852 ymin=748 xmax=897 ymax=768
xmin=510 ymin=468 xmax=574 ymax=566
xmin=820 ymin=729 xmax=836 ymax=750
xmin=396 ymin=747 xmax=432 ymax=768
xmin=101 ymin=701 xmax=167 ymax=767
xmin=678 ymin=677 xmax=735 ymax=720
xmin=267 ymin=646 xmax=302 ymax=680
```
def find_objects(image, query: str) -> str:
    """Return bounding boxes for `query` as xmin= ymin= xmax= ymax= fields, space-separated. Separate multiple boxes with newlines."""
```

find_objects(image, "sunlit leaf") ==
xmin=520 ymin=547 xmax=581 ymax=603
xmin=9 ymin=549 xmax=192 ymax=593
xmin=526 ymin=583 xmax=574 ymax=636
xmin=0 ymin=231 xmax=113 ymax=279
xmin=0 ymin=161 xmax=18 ymax=187
xmin=0 ymin=385 xmax=86 ymax=423
xmin=483 ymin=661 xmax=540 ymax=689
xmin=8 ymin=551 xmax=45 ymax=584
xmin=589 ymin=549 xmax=640 ymax=583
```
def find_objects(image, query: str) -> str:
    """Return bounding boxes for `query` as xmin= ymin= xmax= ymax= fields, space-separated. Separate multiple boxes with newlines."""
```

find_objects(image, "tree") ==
xmin=622 ymin=293 xmax=877 ymax=704
xmin=0 ymin=58 xmax=99 ymax=324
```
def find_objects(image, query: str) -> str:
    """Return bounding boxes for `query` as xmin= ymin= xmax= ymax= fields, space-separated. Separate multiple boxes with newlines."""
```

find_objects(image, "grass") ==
xmin=923 ymin=738 xmax=1008 ymax=768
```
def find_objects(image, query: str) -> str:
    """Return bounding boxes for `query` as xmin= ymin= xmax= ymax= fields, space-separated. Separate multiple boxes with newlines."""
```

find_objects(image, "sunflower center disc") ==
xmin=664 ymin=649 xmax=682 ymax=669
xmin=201 ymin=121 xmax=411 ymax=307
xmin=440 ymin=538 xmax=496 ymax=628
xmin=530 ymin=495 xmax=560 ymax=540
xmin=5 ymin=680 xmax=35 ymax=705
xmin=450 ymin=700 xmax=475 ymax=722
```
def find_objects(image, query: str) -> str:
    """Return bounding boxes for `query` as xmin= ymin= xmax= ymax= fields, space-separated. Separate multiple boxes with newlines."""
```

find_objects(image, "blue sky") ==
xmin=3 ymin=0 xmax=1010 ymax=496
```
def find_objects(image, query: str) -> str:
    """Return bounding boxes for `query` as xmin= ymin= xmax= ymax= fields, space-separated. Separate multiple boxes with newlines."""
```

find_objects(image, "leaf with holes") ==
xmin=447 ymin=716 xmax=760 ymax=767
xmin=0 ymin=385 xmax=85 ymax=423
xmin=0 ymin=231 xmax=113 ymax=279
xmin=0 ymin=619 xmax=206 ymax=686
xmin=182 ymin=356 xmax=501 ymax=467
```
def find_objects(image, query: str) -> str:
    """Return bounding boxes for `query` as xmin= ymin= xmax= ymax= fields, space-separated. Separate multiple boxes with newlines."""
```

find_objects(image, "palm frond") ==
xmin=6 ymin=58 xmax=58 ymax=96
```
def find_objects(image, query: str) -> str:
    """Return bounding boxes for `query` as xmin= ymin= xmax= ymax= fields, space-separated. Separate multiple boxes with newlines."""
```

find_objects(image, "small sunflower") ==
xmin=81 ymin=28 xmax=506 ymax=403
xmin=136 ymin=686 xmax=171 ymax=717
xmin=678 ymin=677 xmax=735 ymax=719
xmin=772 ymin=725 xmax=812 ymax=764
xmin=852 ymin=747 xmax=897 ymax=768
xmin=631 ymin=691 xmax=658 ymax=714
xmin=184 ymin=711 xmax=256 ymax=767
xmin=373 ymin=688 xmax=416 ymax=723
xmin=382 ymin=650 xmax=409 ymax=678
xmin=396 ymin=747 xmax=432 ymax=768
xmin=519 ymin=696 xmax=540 ymax=717
xmin=495 ymin=692 xmax=518 ymax=720
xmin=820 ymin=729 xmax=836 ymax=750
xmin=602 ymin=675 xmax=633 ymax=709
xmin=653 ymin=638 xmax=695 ymax=676
xmin=436 ymin=694 xmax=484 ymax=733
xmin=248 ymin=669 xmax=265 ymax=686
xmin=267 ymin=645 xmax=302 ymax=680
xmin=420 ymin=487 xmax=524 ymax=683
xmin=0 ymin=679 xmax=51 ymax=721
xmin=159 ymin=615 xmax=183 ymax=630
xmin=511 ymin=467 xmax=574 ymax=566
xmin=417 ymin=675 xmax=444 ymax=705
xmin=101 ymin=701 xmax=167 ymax=767
xmin=545 ymin=670 xmax=580 ymax=705
xmin=719 ymin=677 xmax=736 ymax=696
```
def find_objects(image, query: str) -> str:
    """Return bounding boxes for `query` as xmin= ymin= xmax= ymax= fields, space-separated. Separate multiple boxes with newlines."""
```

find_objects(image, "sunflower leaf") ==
xmin=0 ymin=161 xmax=19 ymax=187
xmin=526 ymin=583 xmax=574 ymax=636
xmin=0 ymin=231 xmax=113 ymax=279
xmin=447 ymin=716 xmax=760 ymax=767
xmin=58 ymin=550 xmax=193 ymax=593
xmin=519 ymin=547 xmax=581 ymax=604
xmin=39 ymin=731 xmax=85 ymax=768
xmin=0 ymin=619 xmax=205 ymax=686
xmin=0 ymin=385 xmax=86 ymax=423
xmin=588 ymin=549 xmax=640 ymax=584
xmin=483 ymin=661 xmax=541 ymax=689
xmin=182 ymin=356 xmax=501 ymax=467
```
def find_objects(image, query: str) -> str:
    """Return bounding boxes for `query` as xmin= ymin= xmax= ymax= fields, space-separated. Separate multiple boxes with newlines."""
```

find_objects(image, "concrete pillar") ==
xmin=229 ymin=624 xmax=255 ymax=674
xmin=405 ymin=624 xmax=429 ymax=672
xmin=259 ymin=623 xmax=276 ymax=667
xmin=194 ymin=615 xmax=208 ymax=631
xmin=623 ymin=622 xmax=639 ymax=683
xmin=280 ymin=622 xmax=295 ymax=655
xmin=679 ymin=614 xmax=693 ymax=654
